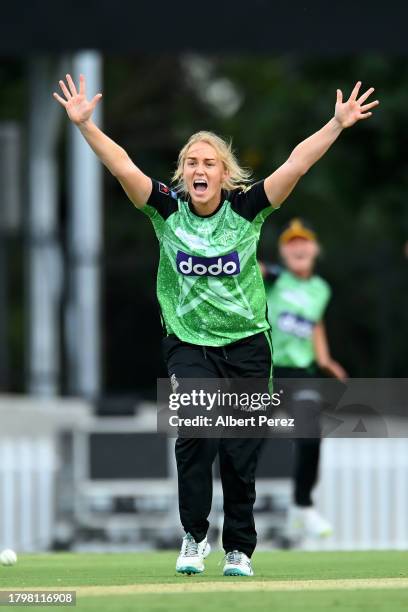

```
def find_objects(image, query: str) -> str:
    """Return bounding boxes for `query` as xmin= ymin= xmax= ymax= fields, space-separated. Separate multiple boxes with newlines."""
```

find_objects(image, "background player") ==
xmin=263 ymin=218 xmax=347 ymax=544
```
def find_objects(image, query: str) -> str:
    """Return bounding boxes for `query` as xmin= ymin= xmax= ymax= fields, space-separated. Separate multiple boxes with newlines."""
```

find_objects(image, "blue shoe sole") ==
xmin=223 ymin=568 xmax=252 ymax=576
xmin=177 ymin=566 xmax=203 ymax=575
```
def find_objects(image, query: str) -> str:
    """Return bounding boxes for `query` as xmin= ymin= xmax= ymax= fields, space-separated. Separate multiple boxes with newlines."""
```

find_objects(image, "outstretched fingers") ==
xmin=357 ymin=86 xmax=375 ymax=105
xmin=53 ymin=92 xmax=67 ymax=107
xmin=360 ymin=100 xmax=380 ymax=112
xmin=336 ymin=89 xmax=343 ymax=104
xmin=79 ymin=74 xmax=86 ymax=96
xmin=349 ymin=81 xmax=362 ymax=102
xmin=90 ymin=93 xmax=103 ymax=108
xmin=66 ymin=74 xmax=78 ymax=97
xmin=59 ymin=79 xmax=71 ymax=100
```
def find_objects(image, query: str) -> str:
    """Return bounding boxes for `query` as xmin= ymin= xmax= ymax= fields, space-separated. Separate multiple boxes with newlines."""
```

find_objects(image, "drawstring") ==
xmin=201 ymin=346 xmax=228 ymax=360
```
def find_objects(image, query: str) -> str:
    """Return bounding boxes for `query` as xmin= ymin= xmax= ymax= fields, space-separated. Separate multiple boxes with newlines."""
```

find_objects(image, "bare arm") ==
xmin=313 ymin=321 xmax=348 ymax=380
xmin=264 ymin=82 xmax=379 ymax=208
xmin=53 ymin=74 xmax=152 ymax=208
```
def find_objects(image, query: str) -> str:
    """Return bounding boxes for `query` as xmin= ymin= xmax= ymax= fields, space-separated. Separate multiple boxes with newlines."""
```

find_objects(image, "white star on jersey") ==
xmin=162 ymin=236 xmax=255 ymax=320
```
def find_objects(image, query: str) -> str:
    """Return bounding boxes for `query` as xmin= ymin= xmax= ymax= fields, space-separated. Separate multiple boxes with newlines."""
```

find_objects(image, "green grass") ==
xmin=73 ymin=590 xmax=408 ymax=612
xmin=0 ymin=551 xmax=407 ymax=611
xmin=1 ymin=551 xmax=407 ymax=586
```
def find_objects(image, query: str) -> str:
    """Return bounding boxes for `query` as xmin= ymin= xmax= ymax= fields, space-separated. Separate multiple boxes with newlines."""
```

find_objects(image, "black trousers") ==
xmin=274 ymin=366 xmax=321 ymax=507
xmin=162 ymin=331 xmax=273 ymax=558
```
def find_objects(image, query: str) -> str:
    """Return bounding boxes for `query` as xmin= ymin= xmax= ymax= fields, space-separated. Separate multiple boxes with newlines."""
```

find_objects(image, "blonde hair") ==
xmin=171 ymin=131 xmax=252 ymax=196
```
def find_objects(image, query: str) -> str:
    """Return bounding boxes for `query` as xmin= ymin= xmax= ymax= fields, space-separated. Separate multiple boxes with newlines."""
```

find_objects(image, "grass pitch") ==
xmin=0 ymin=550 xmax=407 ymax=611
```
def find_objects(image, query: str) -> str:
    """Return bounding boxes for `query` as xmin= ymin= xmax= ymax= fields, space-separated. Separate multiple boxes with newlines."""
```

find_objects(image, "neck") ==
xmin=190 ymin=191 xmax=222 ymax=216
xmin=290 ymin=268 xmax=312 ymax=279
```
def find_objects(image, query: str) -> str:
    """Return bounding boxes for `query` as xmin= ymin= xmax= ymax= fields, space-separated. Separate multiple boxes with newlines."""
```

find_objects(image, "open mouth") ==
xmin=193 ymin=180 xmax=208 ymax=193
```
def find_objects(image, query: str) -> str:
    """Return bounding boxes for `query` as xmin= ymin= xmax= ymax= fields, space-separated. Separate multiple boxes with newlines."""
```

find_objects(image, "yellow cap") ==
xmin=279 ymin=218 xmax=317 ymax=245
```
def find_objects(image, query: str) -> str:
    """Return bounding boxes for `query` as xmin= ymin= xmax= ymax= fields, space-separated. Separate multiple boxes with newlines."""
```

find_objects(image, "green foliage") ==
xmin=104 ymin=55 xmax=408 ymax=380
xmin=2 ymin=55 xmax=408 ymax=391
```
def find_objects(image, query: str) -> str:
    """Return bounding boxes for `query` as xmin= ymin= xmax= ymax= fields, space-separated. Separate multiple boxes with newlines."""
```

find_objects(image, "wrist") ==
xmin=331 ymin=116 xmax=345 ymax=131
xmin=77 ymin=118 xmax=94 ymax=132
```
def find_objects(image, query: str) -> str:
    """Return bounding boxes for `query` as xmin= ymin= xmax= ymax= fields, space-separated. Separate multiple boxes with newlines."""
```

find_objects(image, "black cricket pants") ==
xmin=162 ymin=330 xmax=273 ymax=558
xmin=274 ymin=365 xmax=321 ymax=507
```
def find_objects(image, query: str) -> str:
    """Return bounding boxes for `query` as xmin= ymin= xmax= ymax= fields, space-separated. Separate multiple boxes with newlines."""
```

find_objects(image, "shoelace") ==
xmin=183 ymin=535 xmax=199 ymax=557
xmin=224 ymin=550 xmax=245 ymax=565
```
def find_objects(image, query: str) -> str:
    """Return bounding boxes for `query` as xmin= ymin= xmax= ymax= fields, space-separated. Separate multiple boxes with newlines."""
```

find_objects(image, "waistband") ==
xmin=165 ymin=331 xmax=267 ymax=361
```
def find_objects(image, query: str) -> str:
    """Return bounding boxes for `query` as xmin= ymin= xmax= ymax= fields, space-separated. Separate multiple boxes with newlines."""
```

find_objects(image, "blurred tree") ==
xmin=2 ymin=54 xmax=408 ymax=392
xmin=103 ymin=54 xmax=408 ymax=384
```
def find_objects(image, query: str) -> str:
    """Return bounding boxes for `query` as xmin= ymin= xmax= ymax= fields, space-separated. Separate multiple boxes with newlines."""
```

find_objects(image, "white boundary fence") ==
xmin=1 ymin=395 xmax=408 ymax=551
xmin=314 ymin=438 xmax=408 ymax=550
xmin=0 ymin=396 xmax=91 ymax=551
xmin=0 ymin=436 xmax=56 ymax=551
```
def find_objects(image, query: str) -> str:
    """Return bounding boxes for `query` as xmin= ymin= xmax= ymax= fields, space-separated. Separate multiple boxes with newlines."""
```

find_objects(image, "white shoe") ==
xmin=223 ymin=550 xmax=254 ymax=577
xmin=176 ymin=533 xmax=211 ymax=575
xmin=287 ymin=505 xmax=333 ymax=540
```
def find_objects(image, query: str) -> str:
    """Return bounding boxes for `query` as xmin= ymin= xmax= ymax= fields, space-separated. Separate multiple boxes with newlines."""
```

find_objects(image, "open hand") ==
xmin=335 ymin=82 xmax=379 ymax=128
xmin=53 ymin=74 xmax=102 ymax=125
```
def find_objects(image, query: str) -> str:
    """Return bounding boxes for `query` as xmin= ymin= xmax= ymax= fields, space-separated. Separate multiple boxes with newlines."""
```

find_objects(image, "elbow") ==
xmin=316 ymin=355 xmax=330 ymax=370
xmin=298 ymin=164 xmax=310 ymax=177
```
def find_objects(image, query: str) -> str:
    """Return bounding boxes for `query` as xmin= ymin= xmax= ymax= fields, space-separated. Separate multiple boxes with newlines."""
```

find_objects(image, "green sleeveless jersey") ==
xmin=141 ymin=179 xmax=276 ymax=346
xmin=265 ymin=269 xmax=331 ymax=368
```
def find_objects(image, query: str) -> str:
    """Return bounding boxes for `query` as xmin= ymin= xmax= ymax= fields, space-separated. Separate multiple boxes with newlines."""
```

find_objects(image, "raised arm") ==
xmin=53 ymin=74 xmax=152 ymax=208
xmin=264 ymin=82 xmax=379 ymax=208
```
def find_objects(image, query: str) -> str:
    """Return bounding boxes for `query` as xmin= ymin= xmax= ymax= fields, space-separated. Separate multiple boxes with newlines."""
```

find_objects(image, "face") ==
xmin=183 ymin=141 xmax=228 ymax=205
xmin=280 ymin=237 xmax=319 ymax=277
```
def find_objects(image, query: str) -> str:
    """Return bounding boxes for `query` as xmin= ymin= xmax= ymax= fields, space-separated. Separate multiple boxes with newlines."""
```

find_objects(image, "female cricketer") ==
xmin=263 ymin=219 xmax=347 ymax=545
xmin=54 ymin=74 xmax=378 ymax=576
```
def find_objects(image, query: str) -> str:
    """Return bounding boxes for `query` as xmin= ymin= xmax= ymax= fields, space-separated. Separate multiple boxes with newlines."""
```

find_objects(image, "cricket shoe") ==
xmin=223 ymin=550 xmax=254 ymax=577
xmin=176 ymin=533 xmax=211 ymax=575
xmin=287 ymin=505 xmax=333 ymax=540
